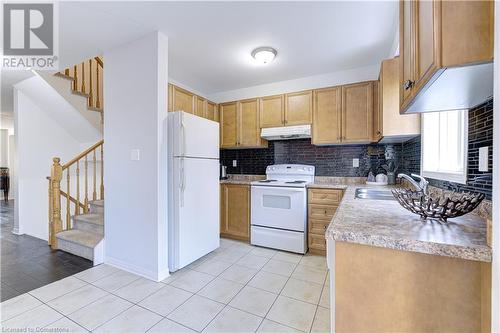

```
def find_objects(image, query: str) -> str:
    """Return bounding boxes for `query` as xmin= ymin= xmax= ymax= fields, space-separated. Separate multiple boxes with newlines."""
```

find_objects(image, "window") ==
xmin=421 ymin=110 xmax=468 ymax=184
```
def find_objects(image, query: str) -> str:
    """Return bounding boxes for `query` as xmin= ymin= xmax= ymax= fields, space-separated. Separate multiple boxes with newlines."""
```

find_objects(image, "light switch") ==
xmin=353 ymin=158 xmax=359 ymax=168
xmin=131 ymin=149 xmax=140 ymax=161
xmin=479 ymin=146 xmax=489 ymax=172
xmin=232 ymin=160 xmax=237 ymax=167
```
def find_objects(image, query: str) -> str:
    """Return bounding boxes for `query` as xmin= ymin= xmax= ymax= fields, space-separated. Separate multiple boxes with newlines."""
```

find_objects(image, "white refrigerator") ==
xmin=167 ymin=111 xmax=220 ymax=272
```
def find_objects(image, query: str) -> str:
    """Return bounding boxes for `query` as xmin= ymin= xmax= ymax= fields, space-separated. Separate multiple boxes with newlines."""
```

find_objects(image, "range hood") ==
xmin=404 ymin=63 xmax=493 ymax=114
xmin=261 ymin=125 xmax=311 ymax=141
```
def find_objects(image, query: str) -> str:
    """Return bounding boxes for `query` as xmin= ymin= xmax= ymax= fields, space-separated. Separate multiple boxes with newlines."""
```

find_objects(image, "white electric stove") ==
xmin=250 ymin=164 xmax=315 ymax=254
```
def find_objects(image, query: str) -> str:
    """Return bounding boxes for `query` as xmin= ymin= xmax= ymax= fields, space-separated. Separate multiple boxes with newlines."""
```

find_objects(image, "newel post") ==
xmin=50 ymin=157 xmax=63 ymax=249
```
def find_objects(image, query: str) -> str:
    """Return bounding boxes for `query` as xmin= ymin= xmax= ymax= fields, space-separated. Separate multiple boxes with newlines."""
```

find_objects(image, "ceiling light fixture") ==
xmin=251 ymin=47 xmax=277 ymax=64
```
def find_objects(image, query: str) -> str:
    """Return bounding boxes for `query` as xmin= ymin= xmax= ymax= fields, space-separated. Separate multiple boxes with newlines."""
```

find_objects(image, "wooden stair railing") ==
xmin=48 ymin=140 xmax=104 ymax=248
xmin=59 ymin=56 xmax=104 ymax=119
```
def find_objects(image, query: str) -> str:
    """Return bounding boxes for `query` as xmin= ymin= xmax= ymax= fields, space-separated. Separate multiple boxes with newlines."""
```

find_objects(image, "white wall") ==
xmin=14 ymin=89 xmax=83 ymax=240
xmin=207 ymin=64 xmax=380 ymax=103
xmin=0 ymin=112 xmax=15 ymax=135
xmin=491 ymin=3 xmax=499 ymax=332
xmin=104 ymin=31 xmax=169 ymax=281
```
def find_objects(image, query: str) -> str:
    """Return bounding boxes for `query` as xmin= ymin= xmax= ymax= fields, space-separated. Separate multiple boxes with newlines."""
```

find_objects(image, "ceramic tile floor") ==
xmin=0 ymin=238 xmax=330 ymax=332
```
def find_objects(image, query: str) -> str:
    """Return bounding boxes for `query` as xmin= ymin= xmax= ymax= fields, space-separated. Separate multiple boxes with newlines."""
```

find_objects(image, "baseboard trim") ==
xmin=105 ymin=255 xmax=170 ymax=282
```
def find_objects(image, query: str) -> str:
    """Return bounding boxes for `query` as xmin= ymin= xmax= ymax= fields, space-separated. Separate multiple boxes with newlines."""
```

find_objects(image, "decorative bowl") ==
xmin=391 ymin=188 xmax=485 ymax=223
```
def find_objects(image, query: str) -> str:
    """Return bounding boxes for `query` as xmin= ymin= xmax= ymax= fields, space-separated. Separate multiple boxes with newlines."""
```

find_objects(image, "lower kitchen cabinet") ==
xmin=220 ymin=184 xmax=250 ymax=241
xmin=308 ymin=188 xmax=344 ymax=255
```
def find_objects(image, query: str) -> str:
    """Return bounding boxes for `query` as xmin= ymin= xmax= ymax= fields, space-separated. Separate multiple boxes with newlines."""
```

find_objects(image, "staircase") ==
xmin=56 ymin=200 xmax=104 ymax=261
xmin=47 ymin=56 xmax=106 ymax=264
xmin=55 ymin=56 xmax=104 ymax=113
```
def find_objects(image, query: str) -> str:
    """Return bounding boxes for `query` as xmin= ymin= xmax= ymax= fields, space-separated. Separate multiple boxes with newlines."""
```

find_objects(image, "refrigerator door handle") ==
xmin=180 ymin=119 xmax=186 ymax=157
xmin=180 ymin=158 xmax=186 ymax=207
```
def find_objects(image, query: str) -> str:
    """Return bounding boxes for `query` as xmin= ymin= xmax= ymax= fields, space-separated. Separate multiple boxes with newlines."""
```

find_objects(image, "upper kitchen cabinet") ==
xmin=239 ymin=99 xmax=267 ymax=148
xmin=260 ymin=94 xmax=284 ymax=128
xmin=376 ymin=57 xmax=420 ymax=142
xmin=400 ymin=0 xmax=494 ymax=114
xmin=341 ymin=82 xmax=374 ymax=143
xmin=206 ymin=101 xmax=218 ymax=121
xmin=285 ymin=90 xmax=313 ymax=126
xmin=171 ymin=85 xmax=195 ymax=114
xmin=220 ymin=99 xmax=268 ymax=149
xmin=220 ymin=102 xmax=238 ymax=148
xmin=312 ymin=87 xmax=342 ymax=145
xmin=194 ymin=96 xmax=206 ymax=118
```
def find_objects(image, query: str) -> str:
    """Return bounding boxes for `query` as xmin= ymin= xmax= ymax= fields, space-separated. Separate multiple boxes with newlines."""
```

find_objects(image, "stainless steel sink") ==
xmin=354 ymin=188 xmax=396 ymax=201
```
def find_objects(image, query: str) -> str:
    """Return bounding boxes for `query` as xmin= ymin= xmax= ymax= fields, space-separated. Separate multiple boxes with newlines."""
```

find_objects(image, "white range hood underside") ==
xmin=261 ymin=125 xmax=311 ymax=141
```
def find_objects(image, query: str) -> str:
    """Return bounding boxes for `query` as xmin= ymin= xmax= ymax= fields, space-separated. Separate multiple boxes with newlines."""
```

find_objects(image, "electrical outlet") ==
xmin=232 ymin=160 xmax=237 ymax=167
xmin=353 ymin=158 xmax=359 ymax=168
xmin=131 ymin=149 xmax=140 ymax=161
xmin=479 ymin=146 xmax=489 ymax=172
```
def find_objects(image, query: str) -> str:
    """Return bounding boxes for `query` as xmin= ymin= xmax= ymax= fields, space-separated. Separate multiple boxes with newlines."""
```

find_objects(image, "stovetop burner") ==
xmin=258 ymin=179 xmax=277 ymax=183
xmin=285 ymin=180 xmax=307 ymax=184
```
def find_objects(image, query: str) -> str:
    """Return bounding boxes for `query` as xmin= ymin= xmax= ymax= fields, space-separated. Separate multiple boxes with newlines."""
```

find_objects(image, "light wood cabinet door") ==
xmin=220 ymin=102 xmax=238 ymax=148
xmin=312 ymin=87 xmax=342 ymax=145
xmin=373 ymin=80 xmax=382 ymax=142
xmin=239 ymin=99 xmax=265 ymax=148
xmin=341 ymin=82 xmax=374 ymax=143
xmin=194 ymin=96 xmax=206 ymax=118
xmin=380 ymin=57 xmax=420 ymax=138
xmin=172 ymin=86 xmax=195 ymax=114
xmin=206 ymin=101 xmax=217 ymax=121
xmin=220 ymin=184 xmax=250 ymax=241
xmin=415 ymin=0 xmax=440 ymax=92
xmin=400 ymin=0 xmax=415 ymax=109
xmin=285 ymin=90 xmax=312 ymax=126
xmin=260 ymin=95 xmax=284 ymax=128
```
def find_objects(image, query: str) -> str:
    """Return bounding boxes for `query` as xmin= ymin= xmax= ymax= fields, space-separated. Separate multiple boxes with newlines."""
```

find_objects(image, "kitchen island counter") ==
xmin=326 ymin=186 xmax=491 ymax=262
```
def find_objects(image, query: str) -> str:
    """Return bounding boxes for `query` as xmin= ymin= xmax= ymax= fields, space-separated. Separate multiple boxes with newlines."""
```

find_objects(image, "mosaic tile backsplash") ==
xmin=220 ymin=98 xmax=493 ymax=199
xmin=221 ymin=140 xmax=412 ymax=177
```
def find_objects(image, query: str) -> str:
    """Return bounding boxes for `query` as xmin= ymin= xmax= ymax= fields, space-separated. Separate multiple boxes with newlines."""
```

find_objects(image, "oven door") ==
xmin=251 ymin=186 xmax=307 ymax=232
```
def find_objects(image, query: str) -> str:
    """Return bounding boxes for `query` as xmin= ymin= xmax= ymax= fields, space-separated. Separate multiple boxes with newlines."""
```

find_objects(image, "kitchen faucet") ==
xmin=397 ymin=173 xmax=429 ymax=195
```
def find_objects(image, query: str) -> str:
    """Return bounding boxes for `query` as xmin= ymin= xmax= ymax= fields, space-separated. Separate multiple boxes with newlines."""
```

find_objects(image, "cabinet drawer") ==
xmin=308 ymin=233 xmax=326 ymax=251
xmin=308 ymin=188 xmax=343 ymax=205
xmin=309 ymin=219 xmax=330 ymax=235
xmin=308 ymin=204 xmax=338 ymax=220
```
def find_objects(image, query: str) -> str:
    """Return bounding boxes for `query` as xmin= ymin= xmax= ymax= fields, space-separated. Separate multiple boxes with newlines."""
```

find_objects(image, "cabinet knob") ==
xmin=403 ymin=80 xmax=414 ymax=90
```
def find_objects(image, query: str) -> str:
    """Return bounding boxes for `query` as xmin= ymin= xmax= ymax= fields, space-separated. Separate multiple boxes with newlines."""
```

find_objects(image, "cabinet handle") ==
xmin=324 ymin=225 xmax=327 ymax=230
xmin=403 ymin=80 xmax=414 ymax=91
xmin=324 ymin=210 xmax=327 ymax=214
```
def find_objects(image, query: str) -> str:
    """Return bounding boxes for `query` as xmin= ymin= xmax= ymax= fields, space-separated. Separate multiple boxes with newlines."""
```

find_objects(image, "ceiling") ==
xmin=2 ymin=1 xmax=398 ymax=110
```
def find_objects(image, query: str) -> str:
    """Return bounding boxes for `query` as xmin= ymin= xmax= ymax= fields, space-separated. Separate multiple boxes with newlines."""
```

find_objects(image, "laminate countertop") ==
xmin=326 ymin=186 xmax=492 ymax=262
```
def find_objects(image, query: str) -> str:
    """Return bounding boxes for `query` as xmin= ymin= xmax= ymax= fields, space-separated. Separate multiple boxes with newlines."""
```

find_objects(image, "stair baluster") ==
xmin=88 ymin=59 xmax=93 ymax=108
xmin=100 ymin=145 xmax=104 ymax=200
xmin=81 ymin=61 xmax=85 ymax=93
xmin=48 ymin=141 xmax=103 ymax=249
xmin=72 ymin=65 xmax=78 ymax=91
xmin=95 ymin=59 xmax=101 ymax=109
xmin=84 ymin=155 xmax=89 ymax=213
xmin=66 ymin=167 xmax=71 ymax=229
xmin=75 ymin=160 xmax=80 ymax=216
xmin=93 ymin=149 xmax=97 ymax=201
